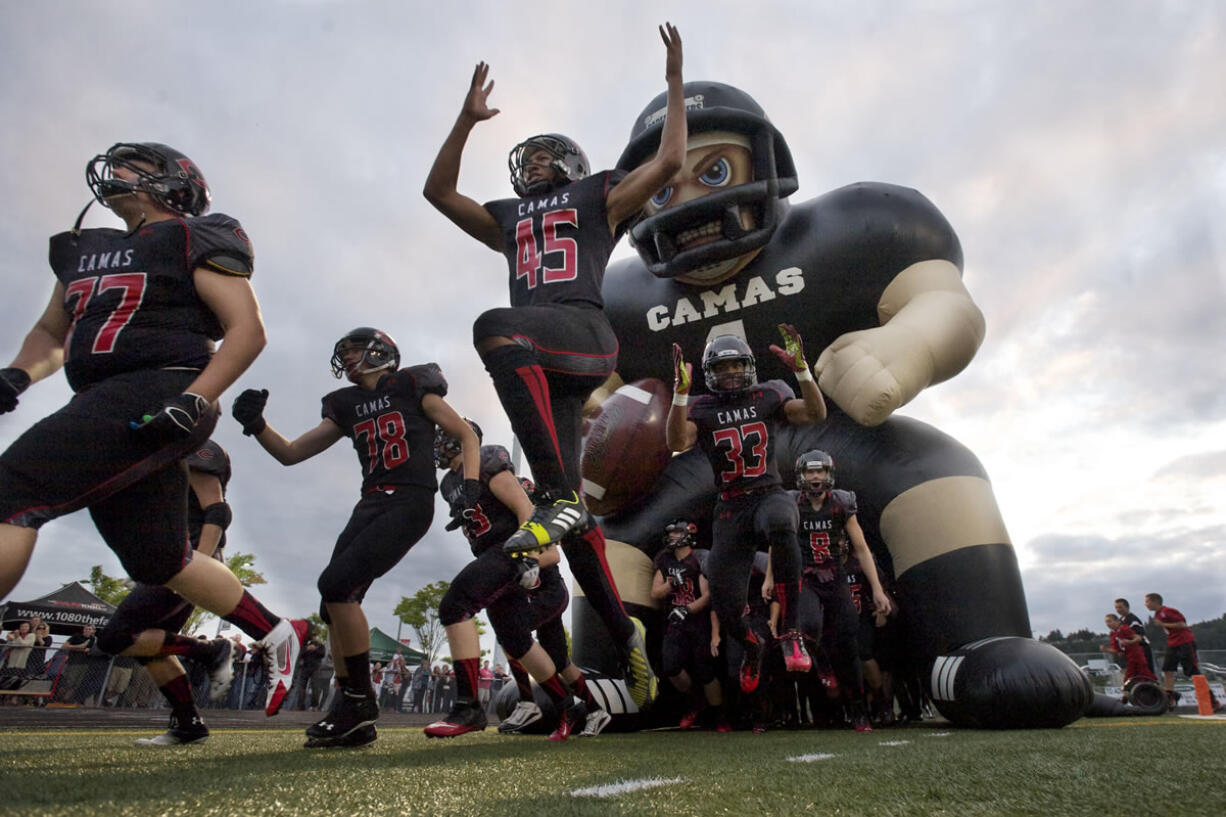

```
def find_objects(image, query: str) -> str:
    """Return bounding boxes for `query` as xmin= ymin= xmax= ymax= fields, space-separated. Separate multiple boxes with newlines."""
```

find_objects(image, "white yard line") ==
xmin=879 ymin=740 xmax=911 ymax=746
xmin=571 ymin=777 xmax=685 ymax=798
xmin=787 ymin=752 xmax=837 ymax=762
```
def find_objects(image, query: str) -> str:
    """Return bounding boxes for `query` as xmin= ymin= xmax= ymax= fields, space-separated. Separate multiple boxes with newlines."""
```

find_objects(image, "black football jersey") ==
xmin=321 ymin=364 xmax=447 ymax=494
xmin=687 ymin=380 xmax=793 ymax=491
xmin=603 ymin=183 xmax=963 ymax=388
xmin=48 ymin=213 xmax=254 ymax=392
xmin=184 ymin=439 xmax=231 ymax=549
xmin=440 ymin=444 xmax=519 ymax=555
xmin=484 ymin=171 xmax=628 ymax=309
xmin=653 ymin=548 xmax=706 ymax=609
xmin=794 ymin=488 xmax=857 ymax=582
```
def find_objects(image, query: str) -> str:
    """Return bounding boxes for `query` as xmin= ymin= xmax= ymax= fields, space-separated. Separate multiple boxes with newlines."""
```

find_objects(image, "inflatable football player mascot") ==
xmin=577 ymin=82 xmax=1091 ymax=728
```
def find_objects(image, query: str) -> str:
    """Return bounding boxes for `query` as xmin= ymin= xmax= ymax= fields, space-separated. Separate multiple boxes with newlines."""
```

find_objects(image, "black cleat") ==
xmin=304 ymin=724 xmax=377 ymax=749
xmin=305 ymin=693 xmax=378 ymax=743
xmin=135 ymin=713 xmax=209 ymax=746
xmin=503 ymin=491 xmax=590 ymax=557
xmin=425 ymin=702 xmax=488 ymax=738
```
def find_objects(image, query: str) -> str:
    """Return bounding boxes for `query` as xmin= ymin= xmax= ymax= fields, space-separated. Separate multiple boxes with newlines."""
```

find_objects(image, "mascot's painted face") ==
xmin=640 ymin=132 xmax=761 ymax=286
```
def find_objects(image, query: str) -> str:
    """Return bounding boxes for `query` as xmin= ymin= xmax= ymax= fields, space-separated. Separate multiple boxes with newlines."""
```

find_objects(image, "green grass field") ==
xmin=2 ymin=718 xmax=1223 ymax=817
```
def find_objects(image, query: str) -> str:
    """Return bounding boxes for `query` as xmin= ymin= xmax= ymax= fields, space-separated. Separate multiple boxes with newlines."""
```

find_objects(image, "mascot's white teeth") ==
xmin=674 ymin=220 xmax=723 ymax=249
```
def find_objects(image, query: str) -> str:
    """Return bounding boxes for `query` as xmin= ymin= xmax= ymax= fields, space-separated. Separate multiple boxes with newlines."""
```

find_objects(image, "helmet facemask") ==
xmin=330 ymin=329 xmax=400 ymax=381
xmin=86 ymin=142 xmax=211 ymax=217
xmin=508 ymin=134 xmax=589 ymax=197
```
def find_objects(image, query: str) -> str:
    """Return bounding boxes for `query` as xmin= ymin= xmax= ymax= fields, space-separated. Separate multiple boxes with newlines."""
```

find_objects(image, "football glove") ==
xmin=668 ymin=606 xmax=690 ymax=624
xmin=131 ymin=393 xmax=211 ymax=440
xmin=231 ymin=388 xmax=269 ymax=436
xmin=0 ymin=368 xmax=31 ymax=414
xmin=672 ymin=343 xmax=691 ymax=395
xmin=515 ymin=557 xmax=541 ymax=590
xmin=769 ymin=322 xmax=809 ymax=373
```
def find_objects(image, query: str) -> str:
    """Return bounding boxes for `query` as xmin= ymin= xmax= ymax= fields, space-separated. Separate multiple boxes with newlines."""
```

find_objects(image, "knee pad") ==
xmin=438 ymin=586 xmax=476 ymax=627
xmin=95 ymin=625 xmax=136 ymax=657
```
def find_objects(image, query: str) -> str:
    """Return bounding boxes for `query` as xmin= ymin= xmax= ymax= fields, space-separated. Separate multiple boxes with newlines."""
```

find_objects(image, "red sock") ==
xmin=221 ymin=591 xmax=280 ymax=640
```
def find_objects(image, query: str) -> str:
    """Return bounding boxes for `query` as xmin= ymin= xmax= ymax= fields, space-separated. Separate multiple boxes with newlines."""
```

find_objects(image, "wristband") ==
xmin=672 ymin=392 xmax=689 ymax=407
xmin=795 ymin=368 xmax=813 ymax=383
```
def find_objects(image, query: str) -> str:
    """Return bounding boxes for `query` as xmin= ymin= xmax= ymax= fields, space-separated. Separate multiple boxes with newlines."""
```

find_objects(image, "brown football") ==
xmin=580 ymin=378 xmax=672 ymax=516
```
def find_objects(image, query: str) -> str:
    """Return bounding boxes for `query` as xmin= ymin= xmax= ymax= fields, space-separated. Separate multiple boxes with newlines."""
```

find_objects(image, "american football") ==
xmin=580 ymin=378 xmax=671 ymax=516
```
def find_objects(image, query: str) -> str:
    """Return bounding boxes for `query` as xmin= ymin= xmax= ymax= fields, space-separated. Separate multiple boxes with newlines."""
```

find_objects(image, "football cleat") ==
xmin=135 ymin=713 xmax=209 ymax=746
xmin=304 ymin=724 xmax=377 ymax=749
xmin=739 ymin=632 xmax=764 ymax=694
xmin=262 ymin=617 xmax=308 ymax=716
xmin=305 ymin=693 xmax=378 ymax=743
xmin=206 ymin=638 xmax=235 ymax=702
xmin=679 ymin=706 xmax=705 ymax=731
xmin=622 ymin=616 xmax=658 ymax=708
xmin=503 ymin=491 xmax=590 ymax=557
xmin=579 ymin=706 xmax=612 ymax=737
xmin=853 ymin=714 xmax=874 ymax=733
xmin=780 ymin=631 xmax=812 ymax=673
xmin=424 ymin=702 xmax=488 ymax=738
xmin=497 ymin=700 xmax=543 ymax=734
xmin=715 ymin=719 xmax=733 ymax=733
xmin=548 ymin=698 xmax=588 ymax=742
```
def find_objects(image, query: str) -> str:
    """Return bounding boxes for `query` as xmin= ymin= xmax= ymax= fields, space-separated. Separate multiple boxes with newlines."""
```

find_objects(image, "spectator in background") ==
xmin=388 ymin=649 xmax=408 ymax=712
xmin=29 ymin=619 xmax=53 ymax=678
xmin=1114 ymin=598 xmax=1156 ymax=677
xmin=1144 ymin=593 xmax=1221 ymax=712
xmin=291 ymin=637 xmax=325 ymax=710
xmin=310 ymin=639 xmax=334 ymax=712
xmin=56 ymin=624 xmax=98 ymax=704
xmin=2 ymin=621 xmax=37 ymax=699
xmin=478 ymin=660 xmax=493 ymax=710
xmin=409 ymin=663 xmax=429 ymax=713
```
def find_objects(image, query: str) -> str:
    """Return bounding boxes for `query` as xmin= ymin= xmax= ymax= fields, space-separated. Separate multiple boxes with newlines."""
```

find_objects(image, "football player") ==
xmin=1101 ymin=613 xmax=1157 ymax=699
xmin=844 ymin=542 xmax=896 ymax=725
xmin=98 ymin=439 xmax=238 ymax=746
xmin=649 ymin=519 xmax=723 ymax=729
xmin=790 ymin=449 xmax=892 ymax=732
xmin=0 ymin=142 xmax=306 ymax=719
xmin=425 ymin=423 xmax=610 ymax=740
xmin=588 ymin=81 xmax=1091 ymax=727
xmin=230 ymin=328 xmax=481 ymax=747
xmin=667 ymin=327 xmax=826 ymax=698
xmin=420 ymin=23 xmax=689 ymax=710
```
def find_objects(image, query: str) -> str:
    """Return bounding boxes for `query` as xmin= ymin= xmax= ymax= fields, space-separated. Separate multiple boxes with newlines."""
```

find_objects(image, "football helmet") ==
xmin=509 ymin=134 xmax=589 ymax=197
xmin=330 ymin=327 xmax=400 ymax=380
xmin=432 ymin=419 xmax=484 ymax=469
xmin=795 ymin=449 xmax=835 ymax=495
xmin=662 ymin=518 xmax=697 ymax=550
xmin=702 ymin=335 xmax=757 ymax=393
xmin=616 ymin=81 xmax=798 ymax=278
xmin=86 ymin=142 xmax=211 ymax=216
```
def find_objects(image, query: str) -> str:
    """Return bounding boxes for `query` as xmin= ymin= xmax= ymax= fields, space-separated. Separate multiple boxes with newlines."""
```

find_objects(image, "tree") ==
xmin=85 ymin=565 xmax=131 ymax=606
xmin=395 ymin=582 xmax=450 ymax=668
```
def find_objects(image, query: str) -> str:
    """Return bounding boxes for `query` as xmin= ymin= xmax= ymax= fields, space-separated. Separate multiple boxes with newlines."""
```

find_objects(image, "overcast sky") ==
xmin=2 ymin=1 xmax=1223 ymax=655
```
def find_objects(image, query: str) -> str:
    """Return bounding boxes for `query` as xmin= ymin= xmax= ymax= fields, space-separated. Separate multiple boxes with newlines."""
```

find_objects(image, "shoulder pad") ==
xmin=763 ymin=379 xmax=796 ymax=402
xmin=184 ymin=439 xmax=232 ymax=485
xmin=403 ymin=363 xmax=448 ymax=399
xmin=480 ymin=445 xmax=514 ymax=481
xmin=188 ymin=213 xmax=254 ymax=277
xmin=832 ymin=489 xmax=858 ymax=515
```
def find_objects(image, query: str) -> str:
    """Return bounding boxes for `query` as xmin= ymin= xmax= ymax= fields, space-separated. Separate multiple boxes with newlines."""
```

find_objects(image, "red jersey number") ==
xmin=63 ymin=273 xmax=148 ymax=355
xmin=514 ymin=209 xmax=578 ymax=289
xmin=712 ymin=421 xmax=768 ymax=483
xmin=354 ymin=411 xmax=410 ymax=473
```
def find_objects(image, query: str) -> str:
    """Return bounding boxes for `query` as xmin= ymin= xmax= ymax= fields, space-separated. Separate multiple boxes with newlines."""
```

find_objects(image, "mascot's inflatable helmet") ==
xmin=616 ymin=81 xmax=798 ymax=277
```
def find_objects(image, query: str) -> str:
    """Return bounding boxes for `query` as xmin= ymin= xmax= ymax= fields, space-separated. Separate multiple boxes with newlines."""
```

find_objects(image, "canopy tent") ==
xmin=2 ymin=582 xmax=116 ymax=636
xmin=368 ymin=627 xmax=425 ymax=665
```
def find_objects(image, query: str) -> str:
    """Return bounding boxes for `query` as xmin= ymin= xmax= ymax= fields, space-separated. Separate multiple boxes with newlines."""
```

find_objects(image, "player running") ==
xmin=231 ymin=327 xmax=479 ymax=747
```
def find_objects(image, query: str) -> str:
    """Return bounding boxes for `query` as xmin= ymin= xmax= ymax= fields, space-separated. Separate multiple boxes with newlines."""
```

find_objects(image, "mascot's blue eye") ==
xmin=650 ymin=186 xmax=674 ymax=207
xmin=699 ymin=158 xmax=731 ymax=187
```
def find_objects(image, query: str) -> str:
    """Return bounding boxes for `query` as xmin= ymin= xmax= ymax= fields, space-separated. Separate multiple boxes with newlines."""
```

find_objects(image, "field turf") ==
xmin=1 ymin=717 xmax=1222 ymax=816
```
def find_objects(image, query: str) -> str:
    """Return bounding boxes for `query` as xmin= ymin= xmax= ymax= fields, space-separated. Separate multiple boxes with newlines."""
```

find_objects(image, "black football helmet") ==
xmin=616 ymin=81 xmax=798 ymax=278
xmin=433 ymin=419 xmax=484 ymax=469
xmin=509 ymin=134 xmax=589 ymax=197
xmin=330 ymin=327 xmax=400 ymax=380
xmin=86 ymin=142 xmax=211 ymax=216
xmin=662 ymin=518 xmax=697 ymax=550
xmin=795 ymin=449 xmax=835 ymax=495
xmin=702 ymin=335 xmax=757 ymax=393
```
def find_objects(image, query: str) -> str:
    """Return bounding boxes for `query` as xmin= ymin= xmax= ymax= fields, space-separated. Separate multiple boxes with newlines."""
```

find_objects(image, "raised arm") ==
xmin=666 ymin=342 xmax=697 ymax=452
xmin=606 ymin=23 xmax=687 ymax=232
xmin=422 ymin=62 xmax=506 ymax=252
